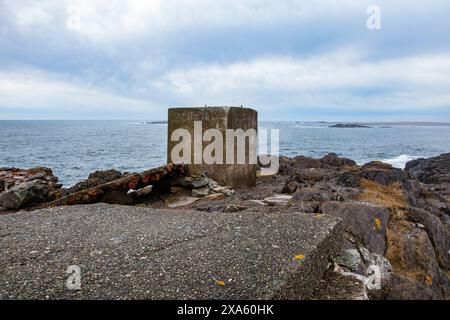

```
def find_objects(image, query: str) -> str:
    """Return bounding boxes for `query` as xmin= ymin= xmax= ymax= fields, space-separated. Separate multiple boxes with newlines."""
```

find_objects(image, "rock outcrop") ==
xmin=0 ymin=167 xmax=62 ymax=210
xmin=67 ymin=169 xmax=124 ymax=194
xmin=406 ymin=153 xmax=450 ymax=185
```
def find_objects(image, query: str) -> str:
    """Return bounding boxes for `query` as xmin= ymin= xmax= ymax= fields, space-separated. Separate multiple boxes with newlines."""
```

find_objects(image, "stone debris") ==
xmin=250 ymin=195 xmax=293 ymax=207
xmin=191 ymin=187 xmax=210 ymax=198
xmin=165 ymin=196 xmax=199 ymax=208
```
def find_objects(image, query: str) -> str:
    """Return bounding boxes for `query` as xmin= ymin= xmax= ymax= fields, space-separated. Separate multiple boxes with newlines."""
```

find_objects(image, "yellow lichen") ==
xmin=215 ymin=280 xmax=226 ymax=286
xmin=425 ymin=276 xmax=433 ymax=286
xmin=375 ymin=218 xmax=382 ymax=231
xmin=294 ymin=254 xmax=306 ymax=261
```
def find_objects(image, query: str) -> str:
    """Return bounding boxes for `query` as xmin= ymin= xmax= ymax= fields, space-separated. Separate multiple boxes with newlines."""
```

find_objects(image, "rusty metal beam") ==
xmin=46 ymin=164 xmax=187 ymax=207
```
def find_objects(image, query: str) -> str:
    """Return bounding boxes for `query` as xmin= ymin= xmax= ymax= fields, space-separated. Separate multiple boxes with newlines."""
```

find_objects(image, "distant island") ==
xmin=145 ymin=121 xmax=168 ymax=125
xmin=330 ymin=123 xmax=371 ymax=128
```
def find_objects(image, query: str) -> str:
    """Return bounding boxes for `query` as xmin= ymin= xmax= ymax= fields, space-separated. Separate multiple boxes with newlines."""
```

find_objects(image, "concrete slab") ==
xmin=0 ymin=204 xmax=342 ymax=300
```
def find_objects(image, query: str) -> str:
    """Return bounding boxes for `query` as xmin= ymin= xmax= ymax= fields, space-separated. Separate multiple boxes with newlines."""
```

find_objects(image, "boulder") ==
xmin=360 ymin=163 xmax=406 ymax=186
xmin=335 ymin=249 xmax=363 ymax=273
xmin=321 ymin=202 xmax=390 ymax=255
xmin=293 ymin=188 xmax=331 ymax=202
xmin=191 ymin=187 xmax=210 ymax=198
xmin=407 ymin=207 xmax=450 ymax=269
xmin=281 ymin=181 xmax=298 ymax=194
xmin=68 ymin=169 xmax=123 ymax=194
xmin=320 ymin=153 xmax=357 ymax=168
xmin=379 ymin=274 xmax=440 ymax=300
xmin=405 ymin=153 xmax=450 ymax=184
xmin=0 ymin=167 xmax=62 ymax=210
xmin=336 ymin=172 xmax=361 ymax=188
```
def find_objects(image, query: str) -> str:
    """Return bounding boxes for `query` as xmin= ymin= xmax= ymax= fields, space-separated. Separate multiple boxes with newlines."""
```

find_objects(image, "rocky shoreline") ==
xmin=1 ymin=153 xmax=449 ymax=300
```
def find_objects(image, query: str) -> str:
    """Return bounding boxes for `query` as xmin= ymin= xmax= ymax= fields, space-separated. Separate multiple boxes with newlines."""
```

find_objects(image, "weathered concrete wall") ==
xmin=168 ymin=107 xmax=257 ymax=188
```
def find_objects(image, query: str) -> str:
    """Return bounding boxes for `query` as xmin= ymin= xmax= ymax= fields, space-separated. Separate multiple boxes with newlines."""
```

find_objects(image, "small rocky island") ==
xmin=1 ymin=153 xmax=449 ymax=300
xmin=330 ymin=123 xmax=372 ymax=128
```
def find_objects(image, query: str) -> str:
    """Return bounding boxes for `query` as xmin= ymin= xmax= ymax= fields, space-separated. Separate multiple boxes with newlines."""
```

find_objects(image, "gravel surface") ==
xmin=0 ymin=203 xmax=342 ymax=300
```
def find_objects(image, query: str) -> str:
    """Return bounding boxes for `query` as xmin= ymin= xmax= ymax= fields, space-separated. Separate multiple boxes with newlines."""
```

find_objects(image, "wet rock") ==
xmin=0 ymin=167 xmax=62 ymax=209
xmin=281 ymin=181 xmax=298 ymax=194
xmin=405 ymin=153 xmax=450 ymax=184
xmin=68 ymin=169 xmax=123 ymax=194
xmin=321 ymin=202 xmax=390 ymax=255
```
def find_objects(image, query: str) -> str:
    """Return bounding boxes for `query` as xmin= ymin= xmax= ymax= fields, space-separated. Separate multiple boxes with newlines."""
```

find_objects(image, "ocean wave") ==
xmin=381 ymin=155 xmax=422 ymax=169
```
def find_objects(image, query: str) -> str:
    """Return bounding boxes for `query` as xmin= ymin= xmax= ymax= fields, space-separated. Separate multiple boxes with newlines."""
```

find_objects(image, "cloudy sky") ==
xmin=1 ymin=0 xmax=450 ymax=121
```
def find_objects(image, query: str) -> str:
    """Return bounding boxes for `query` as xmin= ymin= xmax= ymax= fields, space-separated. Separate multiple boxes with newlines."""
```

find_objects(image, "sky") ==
xmin=0 ymin=0 xmax=450 ymax=121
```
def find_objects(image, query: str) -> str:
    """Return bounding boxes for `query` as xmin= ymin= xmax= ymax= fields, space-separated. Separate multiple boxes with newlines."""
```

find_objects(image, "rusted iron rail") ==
xmin=45 ymin=164 xmax=187 ymax=207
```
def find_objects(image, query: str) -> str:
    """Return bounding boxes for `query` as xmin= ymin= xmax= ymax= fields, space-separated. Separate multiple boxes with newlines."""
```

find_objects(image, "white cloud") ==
xmin=2 ymin=0 xmax=361 ymax=42
xmin=151 ymin=49 xmax=450 ymax=110
xmin=0 ymin=69 xmax=158 ymax=117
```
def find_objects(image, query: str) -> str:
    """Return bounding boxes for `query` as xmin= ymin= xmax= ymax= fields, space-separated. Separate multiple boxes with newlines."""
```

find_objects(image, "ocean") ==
xmin=1 ymin=120 xmax=449 ymax=187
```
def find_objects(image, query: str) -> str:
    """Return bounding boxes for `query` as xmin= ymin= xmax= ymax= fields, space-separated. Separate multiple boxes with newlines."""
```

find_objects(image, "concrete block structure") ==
xmin=168 ymin=107 xmax=258 ymax=188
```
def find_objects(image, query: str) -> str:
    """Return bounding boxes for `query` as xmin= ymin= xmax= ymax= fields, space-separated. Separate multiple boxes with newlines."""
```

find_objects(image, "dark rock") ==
xmin=405 ymin=153 xmax=450 ymax=184
xmin=361 ymin=161 xmax=393 ymax=170
xmin=293 ymin=188 xmax=331 ymax=202
xmin=0 ymin=167 xmax=62 ymax=209
xmin=401 ymin=179 xmax=424 ymax=207
xmin=321 ymin=153 xmax=357 ymax=168
xmin=337 ymin=172 xmax=361 ymax=188
xmin=223 ymin=205 xmax=247 ymax=213
xmin=360 ymin=163 xmax=406 ymax=186
xmin=321 ymin=202 xmax=390 ymax=255
xmin=408 ymin=207 xmax=450 ymax=269
xmin=385 ymin=218 xmax=450 ymax=299
xmin=68 ymin=169 xmax=123 ymax=194
xmin=191 ymin=187 xmax=210 ymax=197
xmin=281 ymin=181 xmax=298 ymax=194
xmin=380 ymin=274 xmax=440 ymax=300
xmin=292 ymin=156 xmax=323 ymax=169
xmin=190 ymin=178 xmax=209 ymax=189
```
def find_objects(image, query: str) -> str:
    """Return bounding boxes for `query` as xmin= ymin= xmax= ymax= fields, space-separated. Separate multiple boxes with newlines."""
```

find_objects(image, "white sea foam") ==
xmin=381 ymin=154 xmax=422 ymax=169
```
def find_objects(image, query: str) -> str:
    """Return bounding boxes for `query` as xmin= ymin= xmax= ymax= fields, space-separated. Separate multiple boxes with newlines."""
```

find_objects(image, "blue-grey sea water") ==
xmin=1 ymin=120 xmax=449 ymax=186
